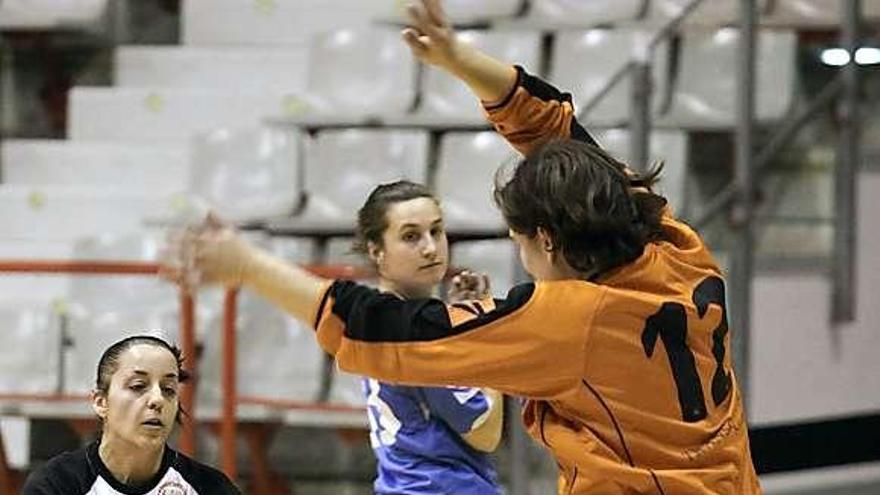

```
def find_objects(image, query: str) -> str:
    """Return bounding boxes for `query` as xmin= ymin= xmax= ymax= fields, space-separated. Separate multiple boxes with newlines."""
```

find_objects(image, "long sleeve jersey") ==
xmin=310 ymin=67 xmax=762 ymax=495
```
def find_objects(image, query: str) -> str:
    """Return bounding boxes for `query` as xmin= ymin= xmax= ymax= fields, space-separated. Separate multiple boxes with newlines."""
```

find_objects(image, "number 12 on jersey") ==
xmin=641 ymin=276 xmax=733 ymax=423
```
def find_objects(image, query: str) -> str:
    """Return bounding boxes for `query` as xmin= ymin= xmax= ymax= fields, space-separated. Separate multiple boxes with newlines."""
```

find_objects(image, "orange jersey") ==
xmin=312 ymin=67 xmax=761 ymax=495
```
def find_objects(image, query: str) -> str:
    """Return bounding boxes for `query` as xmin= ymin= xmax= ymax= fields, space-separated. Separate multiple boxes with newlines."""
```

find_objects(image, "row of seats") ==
xmin=1 ymin=127 xmax=688 ymax=228
xmin=181 ymin=0 xmax=880 ymax=44
xmin=3 ymin=0 xmax=877 ymax=32
xmin=66 ymin=26 xmax=797 ymax=137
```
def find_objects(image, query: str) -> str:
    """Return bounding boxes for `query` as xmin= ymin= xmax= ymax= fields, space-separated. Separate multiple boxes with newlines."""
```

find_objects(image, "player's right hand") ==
xmin=159 ymin=213 xmax=254 ymax=291
xmin=401 ymin=0 xmax=460 ymax=71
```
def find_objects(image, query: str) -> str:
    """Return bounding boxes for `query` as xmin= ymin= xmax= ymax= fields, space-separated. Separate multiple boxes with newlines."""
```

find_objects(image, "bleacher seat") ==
xmin=764 ymin=0 xmax=880 ymax=26
xmin=435 ymin=132 xmax=517 ymax=233
xmin=0 ymin=0 xmax=107 ymax=30
xmin=63 ymin=233 xmax=179 ymax=394
xmin=198 ymin=291 xmax=325 ymax=405
xmin=67 ymin=87 xmax=289 ymax=141
xmin=416 ymin=30 xmax=541 ymax=125
xmin=114 ymin=46 xmax=309 ymax=93
xmin=549 ymin=28 xmax=670 ymax=127
xmin=279 ymin=129 xmax=429 ymax=232
xmin=2 ymin=139 xmax=188 ymax=195
xmin=385 ymin=0 xmax=523 ymax=25
xmin=181 ymin=0 xmax=389 ymax=45
xmin=450 ymin=240 xmax=517 ymax=298
xmin=0 ymin=305 xmax=60 ymax=395
xmin=188 ymin=125 xmax=302 ymax=223
xmin=0 ymin=240 xmax=73 ymax=306
xmin=523 ymin=0 xmax=642 ymax=27
xmin=0 ymin=185 xmax=168 ymax=241
xmin=657 ymin=28 xmax=797 ymax=129
xmin=593 ymin=129 xmax=688 ymax=214
xmin=646 ymin=0 xmax=770 ymax=26
xmin=297 ymin=28 xmax=417 ymax=121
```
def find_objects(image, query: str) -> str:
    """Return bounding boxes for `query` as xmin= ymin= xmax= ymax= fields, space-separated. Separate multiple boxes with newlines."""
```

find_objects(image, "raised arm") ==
xmin=161 ymin=215 xmax=330 ymax=325
xmin=403 ymin=0 xmax=598 ymax=155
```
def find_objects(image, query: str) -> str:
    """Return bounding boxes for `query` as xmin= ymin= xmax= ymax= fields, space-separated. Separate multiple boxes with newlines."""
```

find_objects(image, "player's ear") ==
xmin=367 ymin=241 xmax=384 ymax=265
xmin=92 ymin=390 xmax=108 ymax=421
xmin=536 ymin=227 xmax=554 ymax=252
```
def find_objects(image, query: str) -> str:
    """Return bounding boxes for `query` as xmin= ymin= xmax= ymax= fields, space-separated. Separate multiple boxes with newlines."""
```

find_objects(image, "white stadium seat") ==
xmin=182 ymin=0 xmax=390 ymax=45
xmin=298 ymin=28 xmax=418 ymax=121
xmin=198 ymin=292 xmax=325 ymax=405
xmin=0 ymin=0 xmax=107 ymax=30
xmin=658 ymin=28 xmax=798 ymax=129
xmin=417 ymin=30 xmax=542 ymax=125
xmin=188 ymin=125 xmax=302 ymax=223
xmin=436 ymin=132 xmax=513 ymax=233
xmin=384 ymin=0 xmax=523 ymax=25
xmin=284 ymin=129 xmax=429 ymax=231
xmin=645 ymin=0 xmax=770 ymax=26
xmin=67 ymin=87 xmax=290 ymax=141
xmin=593 ymin=129 xmax=688 ymax=214
xmin=764 ymin=0 xmax=880 ymax=26
xmin=0 ymin=185 xmax=169 ymax=241
xmin=549 ymin=28 xmax=670 ymax=127
xmin=114 ymin=46 xmax=309 ymax=93
xmin=524 ymin=0 xmax=642 ymax=27
xmin=0 ymin=305 xmax=60 ymax=395
xmin=2 ymin=139 xmax=188 ymax=195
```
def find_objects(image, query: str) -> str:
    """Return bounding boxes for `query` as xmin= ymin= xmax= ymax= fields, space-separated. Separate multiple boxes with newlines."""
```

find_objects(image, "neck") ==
xmin=98 ymin=434 xmax=164 ymax=486
xmin=378 ymin=279 xmax=435 ymax=299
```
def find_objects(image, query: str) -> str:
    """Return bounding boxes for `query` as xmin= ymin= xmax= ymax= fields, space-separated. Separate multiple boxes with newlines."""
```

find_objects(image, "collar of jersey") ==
xmin=86 ymin=440 xmax=177 ymax=494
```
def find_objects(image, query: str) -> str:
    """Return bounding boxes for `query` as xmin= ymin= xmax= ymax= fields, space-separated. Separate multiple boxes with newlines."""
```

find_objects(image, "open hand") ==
xmin=159 ymin=213 xmax=254 ymax=291
xmin=401 ymin=0 xmax=460 ymax=70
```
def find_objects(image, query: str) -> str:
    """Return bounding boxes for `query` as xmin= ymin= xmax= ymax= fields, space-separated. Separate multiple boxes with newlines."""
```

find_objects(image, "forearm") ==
xmin=239 ymin=247 xmax=330 ymax=325
xmin=443 ymin=44 xmax=518 ymax=104
xmin=461 ymin=388 xmax=504 ymax=452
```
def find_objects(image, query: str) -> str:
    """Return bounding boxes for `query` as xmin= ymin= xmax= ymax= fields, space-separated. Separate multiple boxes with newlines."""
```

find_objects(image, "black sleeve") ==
xmin=21 ymin=450 xmax=92 ymax=495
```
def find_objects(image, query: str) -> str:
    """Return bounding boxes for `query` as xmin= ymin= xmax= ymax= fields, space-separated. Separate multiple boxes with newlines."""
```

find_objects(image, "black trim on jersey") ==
xmin=313 ymin=283 xmax=334 ymax=329
xmin=329 ymin=281 xmax=536 ymax=343
xmin=582 ymin=380 xmax=667 ymax=495
xmin=750 ymin=412 xmax=880 ymax=474
xmin=87 ymin=441 xmax=175 ymax=494
xmin=483 ymin=65 xmax=524 ymax=111
xmin=569 ymin=118 xmax=598 ymax=147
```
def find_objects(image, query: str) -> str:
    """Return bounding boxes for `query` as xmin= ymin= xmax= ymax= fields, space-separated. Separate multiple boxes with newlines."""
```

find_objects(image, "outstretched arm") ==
xmin=161 ymin=216 xmax=330 ymax=325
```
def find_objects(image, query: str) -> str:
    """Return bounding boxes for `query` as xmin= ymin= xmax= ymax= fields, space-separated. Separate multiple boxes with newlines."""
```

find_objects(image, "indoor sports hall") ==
xmin=1 ymin=0 xmax=879 ymax=493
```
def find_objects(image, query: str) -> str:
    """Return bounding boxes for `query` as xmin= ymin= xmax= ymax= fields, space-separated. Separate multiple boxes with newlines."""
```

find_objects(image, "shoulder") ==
xmin=22 ymin=447 xmax=92 ymax=495
xmin=173 ymin=452 xmax=241 ymax=494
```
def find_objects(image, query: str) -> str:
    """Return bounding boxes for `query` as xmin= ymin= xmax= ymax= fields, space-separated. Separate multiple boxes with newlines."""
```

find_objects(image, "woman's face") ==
xmin=371 ymin=197 xmax=448 ymax=298
xmin=93 ymin=344 xmax=180 ymax=450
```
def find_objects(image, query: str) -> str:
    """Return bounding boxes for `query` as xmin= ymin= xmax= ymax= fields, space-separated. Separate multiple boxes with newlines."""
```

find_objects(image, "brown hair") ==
xmin=96 ymin=334 xmax=191 ymax=424
xmin=494 ymin=139 xmax=668 ymax=278
xmin=353 ymin=180 xmax=438 ymax=255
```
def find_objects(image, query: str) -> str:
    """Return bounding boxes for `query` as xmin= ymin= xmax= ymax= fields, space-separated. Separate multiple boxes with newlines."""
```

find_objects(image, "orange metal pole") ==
xmin=0 ymin=260 xmax=158 ymax=274
xmin=178 ymin=291 xmax=197 ymax=456
xmin=221 ymin=287 xmax=240 ymax=481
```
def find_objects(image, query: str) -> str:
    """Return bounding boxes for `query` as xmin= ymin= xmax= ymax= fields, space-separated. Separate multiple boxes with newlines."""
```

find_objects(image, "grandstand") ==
xmin=1 ymin=0 xmax=880 ymax=494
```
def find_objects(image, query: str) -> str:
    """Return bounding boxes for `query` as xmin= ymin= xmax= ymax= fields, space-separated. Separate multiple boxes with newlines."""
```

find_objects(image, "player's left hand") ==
xmin=447 ymin=270 xmax=491 ymax=302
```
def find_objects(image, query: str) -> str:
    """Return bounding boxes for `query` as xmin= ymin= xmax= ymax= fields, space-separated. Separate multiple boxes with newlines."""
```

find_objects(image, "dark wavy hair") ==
xmin=493 ymin=139 xmax=668 ymax=279
xmin=353 ymin=180 xmax=438 ymax=255
xmin=96 ymin=334 xmax=191 ymax=424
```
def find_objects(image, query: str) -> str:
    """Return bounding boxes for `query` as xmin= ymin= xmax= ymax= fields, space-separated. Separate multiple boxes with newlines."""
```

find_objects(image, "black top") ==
xmin=22 ymin=441 xmax=240 ymax=495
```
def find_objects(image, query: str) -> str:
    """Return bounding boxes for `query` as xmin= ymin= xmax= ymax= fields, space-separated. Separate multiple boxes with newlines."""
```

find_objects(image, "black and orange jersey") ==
xmin=310 ymin=67 xmax=762 ymax=495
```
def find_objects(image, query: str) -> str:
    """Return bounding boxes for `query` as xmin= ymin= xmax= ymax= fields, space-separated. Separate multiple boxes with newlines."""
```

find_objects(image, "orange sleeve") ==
xmin=313 ymin=280 xmax=606 ymax=399
xmin=483 ymin=66 xmax=599 ymax=157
